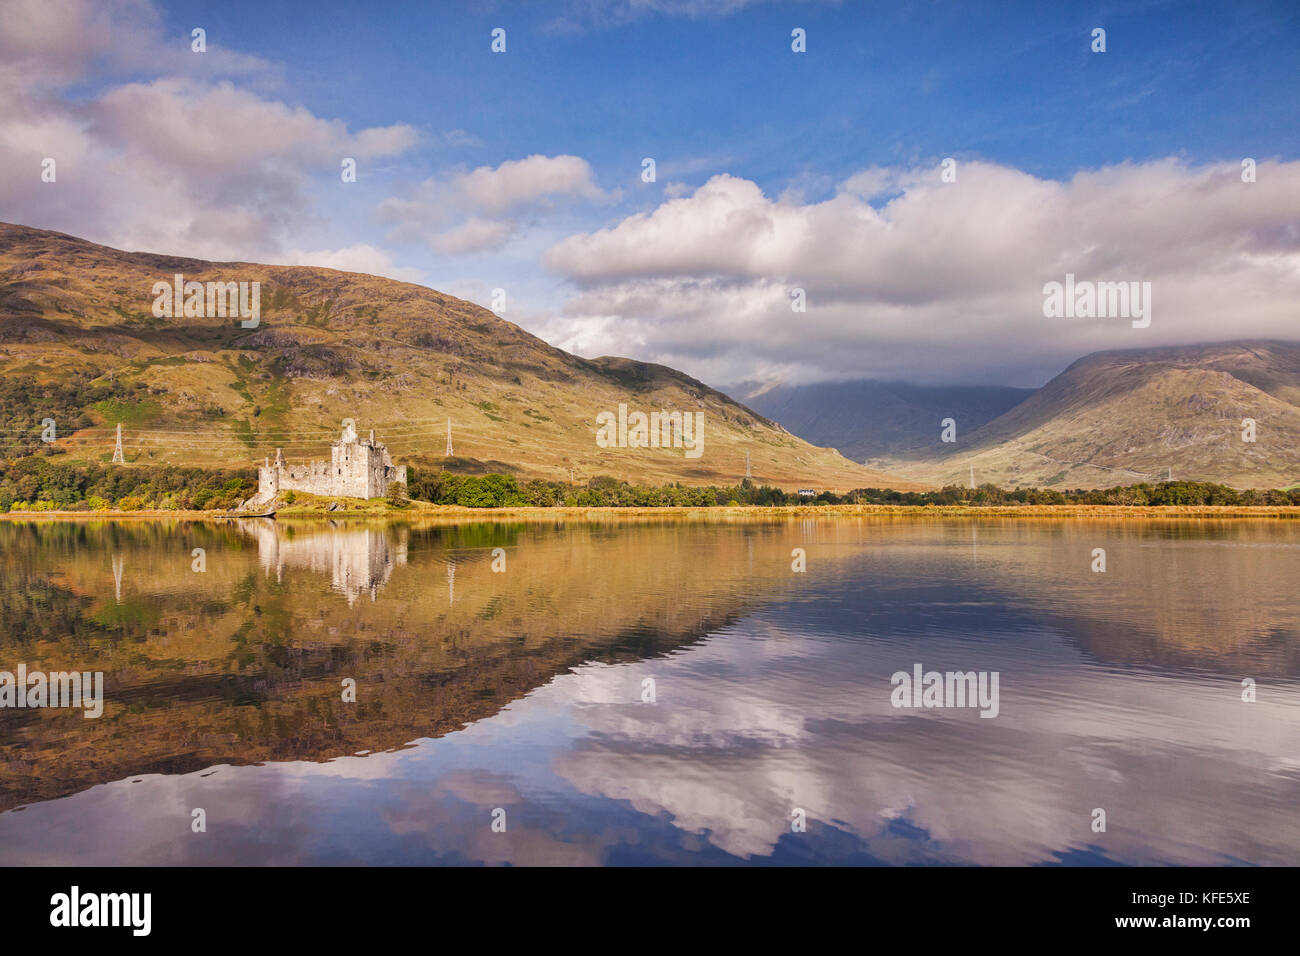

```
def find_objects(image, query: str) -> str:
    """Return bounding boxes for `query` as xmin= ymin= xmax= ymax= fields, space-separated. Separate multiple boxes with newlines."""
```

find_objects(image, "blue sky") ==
xmin=157 ymin=0 xmax=1298 ymax=181
xmin=4 ymin=0 xmax=1299 ymax=386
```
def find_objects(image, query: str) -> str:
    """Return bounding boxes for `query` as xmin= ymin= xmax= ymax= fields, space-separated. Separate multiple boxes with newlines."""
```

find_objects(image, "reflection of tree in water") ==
xmin=0 ymin=572 xmax=103 ymax=652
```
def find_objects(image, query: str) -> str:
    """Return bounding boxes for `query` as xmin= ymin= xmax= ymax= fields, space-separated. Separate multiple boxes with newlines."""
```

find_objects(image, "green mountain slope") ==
xmin=0 ymin=222 xmax=922 ymax=492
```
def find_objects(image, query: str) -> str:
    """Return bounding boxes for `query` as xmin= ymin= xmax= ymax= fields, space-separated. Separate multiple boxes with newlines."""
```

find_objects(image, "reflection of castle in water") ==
xmin=239 ymin=521 xmax=407 ymax=604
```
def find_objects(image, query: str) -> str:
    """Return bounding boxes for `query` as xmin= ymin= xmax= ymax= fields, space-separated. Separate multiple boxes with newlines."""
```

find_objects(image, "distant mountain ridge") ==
xmin=867 ymin=341 xmax=1300 ymax=488
xmin=736 ymin=380 xmax=1034 ymax=461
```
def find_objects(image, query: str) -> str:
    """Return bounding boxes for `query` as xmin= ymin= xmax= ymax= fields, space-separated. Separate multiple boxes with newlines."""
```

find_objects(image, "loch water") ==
xmin=0 ymin=516 xmax=1296 ymax=865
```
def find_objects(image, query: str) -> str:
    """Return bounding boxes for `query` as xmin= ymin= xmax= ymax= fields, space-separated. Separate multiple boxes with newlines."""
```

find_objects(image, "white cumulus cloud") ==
xmin=0 ymin=0 xmax=419 ymax=262
xmin=542 ymin=159 xmax=1300 ymax=386
xmin=378 ymin=154 xmax=613 ymax=256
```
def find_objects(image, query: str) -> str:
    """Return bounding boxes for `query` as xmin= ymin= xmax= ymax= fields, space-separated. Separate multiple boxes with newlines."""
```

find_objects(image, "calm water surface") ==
xmin=0 ymin=516 xmax=1297 ymax=865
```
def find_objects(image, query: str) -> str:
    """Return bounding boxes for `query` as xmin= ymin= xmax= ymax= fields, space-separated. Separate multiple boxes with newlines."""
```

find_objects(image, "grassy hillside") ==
xmin=0 ymin=222 xmax=922 ymax=492
xmin=869 ymin=341 xmax=1300 ymax=488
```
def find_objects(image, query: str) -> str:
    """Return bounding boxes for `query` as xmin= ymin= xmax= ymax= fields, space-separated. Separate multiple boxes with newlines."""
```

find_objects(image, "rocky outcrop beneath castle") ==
xmin=251 ymin=421 xmax=406 ymax=505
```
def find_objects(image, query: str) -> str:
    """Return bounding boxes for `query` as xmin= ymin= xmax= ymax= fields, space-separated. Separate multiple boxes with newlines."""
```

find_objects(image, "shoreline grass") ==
xmin=3 ymin=502 xmax=1300 ymax=521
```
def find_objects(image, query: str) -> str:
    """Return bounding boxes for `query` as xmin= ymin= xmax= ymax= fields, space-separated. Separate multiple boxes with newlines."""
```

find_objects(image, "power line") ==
xmin=0 ymin=416 xmax=480 ymax=438
xmin=23 ymin=422 xmax=529 ymax=447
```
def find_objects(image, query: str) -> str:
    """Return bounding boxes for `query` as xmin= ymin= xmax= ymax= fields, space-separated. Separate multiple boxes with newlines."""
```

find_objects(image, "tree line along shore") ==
xmin=0 ymin=457 xmax=1298 ymax=514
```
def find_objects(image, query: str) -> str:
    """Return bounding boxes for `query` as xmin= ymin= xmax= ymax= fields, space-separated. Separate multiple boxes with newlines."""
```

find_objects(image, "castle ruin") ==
xmin=254 ymin=421 xmax=407 ymax=503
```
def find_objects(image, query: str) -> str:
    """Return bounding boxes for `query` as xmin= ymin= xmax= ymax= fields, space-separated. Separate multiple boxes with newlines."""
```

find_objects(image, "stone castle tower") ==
xmin=256 ymin=421 xmax=407 ymax=502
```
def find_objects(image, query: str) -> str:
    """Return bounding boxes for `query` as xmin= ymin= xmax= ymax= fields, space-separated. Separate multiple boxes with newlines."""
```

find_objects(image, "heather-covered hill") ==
xmin=869 ymin=341 xmax=1300 ymax=488
xmin=0 ymin=223 xmax=920 ymax=492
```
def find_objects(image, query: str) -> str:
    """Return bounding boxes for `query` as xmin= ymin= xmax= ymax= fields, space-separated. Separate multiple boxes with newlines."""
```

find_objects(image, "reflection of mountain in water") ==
xmin=241 ymin=520 xmax=407 ymax=604
xmin=0 ymin=519 xmax=786 ymax=811
xmin=1 ymin=516 xmax=1298 ymax=828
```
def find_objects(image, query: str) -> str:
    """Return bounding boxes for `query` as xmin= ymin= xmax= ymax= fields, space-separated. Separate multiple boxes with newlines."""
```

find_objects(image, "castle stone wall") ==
xmin=253 ymin=423 xmax=406 ymax=503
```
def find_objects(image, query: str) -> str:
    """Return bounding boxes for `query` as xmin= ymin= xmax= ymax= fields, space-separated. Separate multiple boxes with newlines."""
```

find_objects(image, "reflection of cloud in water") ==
xmin=1 ymin=518 xmax=1298 ymax=865
xmin=378 ymin=771 xmax=606 ymax=866
xmin=1 ymin=608 xmax=1296 ymax=864
xmin=241 ymin=521 xmax=407 ymax=604
xmin=549 ymin=610 xmax=1300 ymax=865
